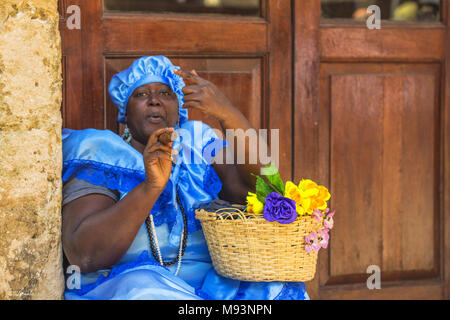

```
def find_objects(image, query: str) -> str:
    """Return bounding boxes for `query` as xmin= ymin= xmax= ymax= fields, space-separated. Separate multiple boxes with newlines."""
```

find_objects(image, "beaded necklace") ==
xmin=145 ymin=190 xmax=188 ymax=276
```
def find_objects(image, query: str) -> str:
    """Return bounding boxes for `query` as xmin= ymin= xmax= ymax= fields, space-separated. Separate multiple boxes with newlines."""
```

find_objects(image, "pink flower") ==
xmin=313 ymin=209 xmax=324 ymax=222
xmin=317 ymin=228 xmax=330 ymax=249
xmin=323 ymin=210 xmax=335 ymax=230
xmin=304 ymin=232 xmax=320 ymax=253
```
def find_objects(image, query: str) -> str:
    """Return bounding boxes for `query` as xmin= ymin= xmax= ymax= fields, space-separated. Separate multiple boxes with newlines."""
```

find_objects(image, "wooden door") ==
xmin=59 ymin=0 xmax=450 ymax=300
xmin=295 ymin=0 xmax=450 ymax=299
xmin=59 ymin=0 xmax=293 ymax=179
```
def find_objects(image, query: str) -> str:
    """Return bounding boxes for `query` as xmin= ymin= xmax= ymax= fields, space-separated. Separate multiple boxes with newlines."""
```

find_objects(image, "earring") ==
xmin=122 ymin=125 xmax=132 ymax=144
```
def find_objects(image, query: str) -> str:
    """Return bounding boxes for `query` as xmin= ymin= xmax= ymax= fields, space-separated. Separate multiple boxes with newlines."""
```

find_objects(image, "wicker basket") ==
xmin=195 ymin=207 xmax=323 ymax=282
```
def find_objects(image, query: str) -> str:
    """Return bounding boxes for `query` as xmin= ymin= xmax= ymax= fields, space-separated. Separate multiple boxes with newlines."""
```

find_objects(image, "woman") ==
xmin=62 ymin=56 xmax=309 ymax=300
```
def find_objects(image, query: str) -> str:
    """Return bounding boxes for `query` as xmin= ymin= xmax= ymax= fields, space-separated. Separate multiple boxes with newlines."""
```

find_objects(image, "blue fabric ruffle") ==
xmin=62 ymin=159 xmax=145 ymax=194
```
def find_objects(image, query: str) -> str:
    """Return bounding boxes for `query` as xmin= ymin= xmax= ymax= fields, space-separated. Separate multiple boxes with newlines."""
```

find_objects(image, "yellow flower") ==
xmin=297 ymin=179 xmax=330 ymax=214
xmin=298 ymin=179 xmax=319 ymax=198
xmin=311 ymin=185 xmax=331 ymax=210
xmin=246 ymin=192 xmax=264 ymax=216
xmin=284 ymin=181 xmax=306 ymax=216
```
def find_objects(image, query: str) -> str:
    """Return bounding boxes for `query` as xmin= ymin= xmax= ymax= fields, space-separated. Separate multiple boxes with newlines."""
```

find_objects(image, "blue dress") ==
xmin=62 ymin=120 xmax=309 ymax=300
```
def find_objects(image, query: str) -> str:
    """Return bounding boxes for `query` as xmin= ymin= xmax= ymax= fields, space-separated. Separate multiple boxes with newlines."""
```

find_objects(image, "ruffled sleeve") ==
xmin=62 ymin=128 xmax=146 ymax=196
xmin=174 ymin=120 xmax=226 ymax=197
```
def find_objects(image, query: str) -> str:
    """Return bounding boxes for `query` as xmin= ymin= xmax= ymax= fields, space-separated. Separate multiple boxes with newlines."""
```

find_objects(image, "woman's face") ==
xmin=125 ymin=82 xmax=179 ymax=144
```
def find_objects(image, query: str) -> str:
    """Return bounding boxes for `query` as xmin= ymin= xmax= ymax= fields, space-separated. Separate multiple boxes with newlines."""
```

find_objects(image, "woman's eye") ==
xmin=160 ymin=91 xmax=171 ymax=96
xmin=136 ymin=92 xmax=147 ymax=97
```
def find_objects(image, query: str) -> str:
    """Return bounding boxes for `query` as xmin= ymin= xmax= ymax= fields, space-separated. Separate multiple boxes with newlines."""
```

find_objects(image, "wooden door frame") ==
xmin=293 ymin=0 xmax=321 ymax=298
xmin=443 ymin=0 xmax=450 ymax=300
xmin=294 ymin=0 xmax=450 ymax=299
xmin=59 ymin=0 xmax=104 ymax=129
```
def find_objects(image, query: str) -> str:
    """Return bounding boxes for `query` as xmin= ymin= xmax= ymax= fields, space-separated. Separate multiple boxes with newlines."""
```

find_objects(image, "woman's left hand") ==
xmin=174 ymin=69 xmax=236 ymax=121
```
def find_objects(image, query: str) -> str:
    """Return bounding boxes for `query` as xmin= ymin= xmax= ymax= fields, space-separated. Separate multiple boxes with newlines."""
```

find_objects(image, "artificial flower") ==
xmin=311 ymin=185 xmax=331 ymax=211
xmin=317 ymin=228 xmax=330 ymax=249
xmin=304 ymin=232 xmax=320 ymax=253
xmin=284 ymin=181 xmax=306 ymax=216
xmin=323 ymin=210 xmax=335 ymax=230
xmin=298 ymin=179 xmax=331 ymax=214
xmin=312 ymin=209 xmax=325 ymax=222
xmin=298 ymin=179 xmax=320 ymax=197
xmin=263 ymin=192 xmax=297 ymax=224
xmin=246 ymin=192 xmax=264 ymax=216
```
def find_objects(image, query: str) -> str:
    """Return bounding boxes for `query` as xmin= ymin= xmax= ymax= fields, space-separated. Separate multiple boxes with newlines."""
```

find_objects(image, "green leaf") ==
xmin=252 ymin=173 xmax=276 ymax=204
xmin=261 ymin=164 xmax=285 ymax=195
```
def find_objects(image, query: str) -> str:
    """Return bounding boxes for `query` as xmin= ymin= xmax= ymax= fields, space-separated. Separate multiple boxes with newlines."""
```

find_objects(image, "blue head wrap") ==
xmin=108 ymin=56 xmax=187 ymax=127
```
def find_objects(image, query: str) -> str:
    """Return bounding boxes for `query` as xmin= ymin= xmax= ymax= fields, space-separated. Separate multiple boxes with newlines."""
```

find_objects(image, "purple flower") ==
xmin=263 ymin=192 xmax=297 ymax=224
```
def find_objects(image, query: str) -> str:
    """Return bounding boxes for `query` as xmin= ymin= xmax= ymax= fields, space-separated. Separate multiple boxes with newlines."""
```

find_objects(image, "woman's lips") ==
xmin=147 ymin=115 xmax=164 ymax=124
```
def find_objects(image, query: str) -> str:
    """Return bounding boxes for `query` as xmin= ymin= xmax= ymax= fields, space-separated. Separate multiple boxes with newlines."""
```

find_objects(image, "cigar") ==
xmin=158 ymin=130 xmax=177 ymax=145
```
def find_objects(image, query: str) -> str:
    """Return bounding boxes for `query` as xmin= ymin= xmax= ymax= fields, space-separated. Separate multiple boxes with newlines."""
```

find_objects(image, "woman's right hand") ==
xmin=143 ymin=127 xmax=178 ymax=191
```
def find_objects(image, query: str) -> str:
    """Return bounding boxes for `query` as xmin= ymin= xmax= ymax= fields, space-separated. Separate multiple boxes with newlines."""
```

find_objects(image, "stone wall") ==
xmin=0 ymin=0 xmax=64 ymax=299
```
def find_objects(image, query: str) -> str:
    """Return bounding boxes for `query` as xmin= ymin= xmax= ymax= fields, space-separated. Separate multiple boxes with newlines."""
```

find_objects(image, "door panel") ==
xmin=320 ymin=27 xmax=444 ymax=61
xmin=105 ymin=57 xmax=264 ymax=134
xmin=320 ymin=64 xmax=441 ymax=287
xmin=103 ymin=17 xmax=268 ymax=54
